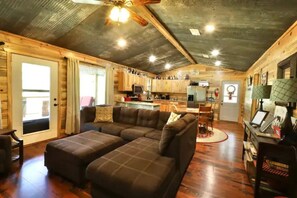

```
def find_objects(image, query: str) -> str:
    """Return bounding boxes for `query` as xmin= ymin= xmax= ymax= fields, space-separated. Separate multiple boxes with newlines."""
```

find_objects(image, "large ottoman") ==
xmin=86 ymin=137 xmax=179 ymax=198
xmin=44 ymin=130 xmax=125 ymax=185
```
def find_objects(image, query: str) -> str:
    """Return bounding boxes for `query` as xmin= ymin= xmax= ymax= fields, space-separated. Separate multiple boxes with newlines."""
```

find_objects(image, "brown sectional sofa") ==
xmin=46 ymin=106 xmax=197 ymax=198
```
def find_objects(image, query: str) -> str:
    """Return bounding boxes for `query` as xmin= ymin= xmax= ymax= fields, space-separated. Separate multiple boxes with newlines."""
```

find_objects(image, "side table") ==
xmin=0 ymin=129 xmax=23 ymax=165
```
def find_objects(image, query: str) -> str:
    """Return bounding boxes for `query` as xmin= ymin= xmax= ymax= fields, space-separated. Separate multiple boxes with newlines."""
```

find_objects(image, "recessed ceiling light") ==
xmin=165 ymin=63 xmax=171 ymax=69
xmin=149 ymin=55 xmax=156 ymax=62
xmin=215 ymin=60 xmax=221 ymax=66
xmin=117 ymin=38 xmax=127 ymax=47
xmin=211 ymin=49 xmax=220 ymax=57
xmin=205 ymin=24 xmax=215 ymax=33
xmin=189 ymin=28 xmax=201 ymax=36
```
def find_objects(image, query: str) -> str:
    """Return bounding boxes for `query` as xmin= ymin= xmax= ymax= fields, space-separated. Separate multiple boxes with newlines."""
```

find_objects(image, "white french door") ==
xmin=219 ymin=81 xmax=241 ymax=122
xmin=12 ymin=54 xmax=58 ymax=145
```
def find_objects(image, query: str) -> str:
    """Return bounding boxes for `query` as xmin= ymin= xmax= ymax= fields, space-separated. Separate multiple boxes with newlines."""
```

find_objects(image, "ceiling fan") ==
xmin=72 ymin=0 xmax=161 ymax=26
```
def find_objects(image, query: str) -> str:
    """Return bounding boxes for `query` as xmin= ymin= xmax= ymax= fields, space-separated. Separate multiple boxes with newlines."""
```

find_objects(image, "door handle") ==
xmin=54 ymin=103 xmax=58 ymax=106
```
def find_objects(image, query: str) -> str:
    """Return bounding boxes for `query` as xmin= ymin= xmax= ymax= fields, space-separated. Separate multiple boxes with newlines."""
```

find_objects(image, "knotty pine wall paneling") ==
xmin=0 ymin=31 xmax=149 ymax=136
xmin=160 ymin=64 xmax=246 ymax=122
xmin=245 ymin=21 xmax=297 ymax=119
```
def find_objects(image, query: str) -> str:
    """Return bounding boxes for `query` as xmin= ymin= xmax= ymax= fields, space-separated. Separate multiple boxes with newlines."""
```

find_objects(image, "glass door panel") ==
xmin=22 ymin=63 xmax=51 ymax=134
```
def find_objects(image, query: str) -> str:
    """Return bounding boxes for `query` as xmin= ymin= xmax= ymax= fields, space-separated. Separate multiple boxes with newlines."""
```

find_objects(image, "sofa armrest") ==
xmin=0 ymin=135 xmax=12 ymax=173
xmin=164 ymin=120 xmax=197 ymax=174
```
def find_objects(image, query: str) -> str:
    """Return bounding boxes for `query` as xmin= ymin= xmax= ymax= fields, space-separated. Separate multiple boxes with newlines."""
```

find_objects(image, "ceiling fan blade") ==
xmin=72 ymin=0 xmax=106 ymax=5
xmin=128 ymin=9 xmax=148 ymax=26
xmin=130 ymin=0 xmax=161 ymax=6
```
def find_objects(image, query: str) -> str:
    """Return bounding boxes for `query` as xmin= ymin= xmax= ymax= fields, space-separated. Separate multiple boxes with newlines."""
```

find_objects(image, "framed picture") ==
xmin=250 ymin=110 xmax=269 ymax=126
xmin=261 ymin=72 xmax=268 ymax=85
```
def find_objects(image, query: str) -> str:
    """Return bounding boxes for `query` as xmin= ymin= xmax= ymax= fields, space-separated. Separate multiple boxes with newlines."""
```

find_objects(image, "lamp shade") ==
xmin=270 ymin=78 xmax=297 ymax=102
xmin=252 ymin=85 xmax=272 ymax=99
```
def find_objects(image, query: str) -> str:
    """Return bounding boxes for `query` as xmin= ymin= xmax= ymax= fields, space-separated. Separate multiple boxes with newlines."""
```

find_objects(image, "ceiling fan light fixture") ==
xmin=110 ymin=6 xmax=130 ymax=23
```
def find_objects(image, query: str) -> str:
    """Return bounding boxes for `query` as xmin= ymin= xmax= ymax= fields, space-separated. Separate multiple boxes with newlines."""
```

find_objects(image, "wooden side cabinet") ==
xmin=118 ymin=71 xmax=148 ymax=91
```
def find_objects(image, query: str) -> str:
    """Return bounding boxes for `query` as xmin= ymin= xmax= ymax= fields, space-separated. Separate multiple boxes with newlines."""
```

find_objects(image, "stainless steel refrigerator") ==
xmin=187 ymin=86 xmax=206 ymax=108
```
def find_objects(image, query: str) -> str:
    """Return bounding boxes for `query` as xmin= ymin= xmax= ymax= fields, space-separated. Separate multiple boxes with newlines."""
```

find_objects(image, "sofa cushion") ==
xmin=86 ymin=137 xmax=176 ymax=198
xmin=166 ymin=112 xmax=181 ymax=124
xmin=94 ymin=106 xmax=113 ymax=123
xmin=81 ymin=106 xmax=96 ymax=123
xmin=118 ymin=107 xmax=138 ymax=125
xmin=156 ymin=111 xmax=171 ymax=130
xmin=113 ymin=106 xmax=121 ymax=122
xmin=180 ymin=114 xmax=196 ymax=124
xmin=159 ymin=118 xmax=187 ymax=154
xmin=121 ymin=126 xmax=155 ymax=141
xmin=136 ymin=109 xmax=159 ymax=128
xmin=101 ymin=122 xmax=134 ymax=136
xmin=144 ymin=129 xmax=162 ymax=141
xmin=81 ymin=122 xmax=110 ymax=132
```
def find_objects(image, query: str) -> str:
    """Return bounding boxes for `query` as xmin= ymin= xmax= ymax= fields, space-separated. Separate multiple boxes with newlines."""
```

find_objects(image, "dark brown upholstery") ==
xmin=79 ymin=106 xmax=198 ymax=197
xmin=101 ymin=122 xmax=134 ymax=136
xmin=118 ymin=107 xmax=138 ymax=125
xmin=121 ymin=126 xmax=155 ymax=141
xmin=86 ymin=137 xmax=177 ymax=198
xmin=112 ymin=106 xmax=122 ymax=122
xmin=136 ymin=109 xmax=159 ymax=128
xmin=144 ymin=129 xmax=162 ymax=141
xmin=45 ymin=131 xmax=124 ymax=185
xmin=0 ymin=135 xmax=12 ymax=174
xmin=156 ymin=111 xmax=171 ymax=130
xmin=159 ymin=119 xmax=187 ymax=154
xmin=80 ymin=122 xmax=110 ymax=132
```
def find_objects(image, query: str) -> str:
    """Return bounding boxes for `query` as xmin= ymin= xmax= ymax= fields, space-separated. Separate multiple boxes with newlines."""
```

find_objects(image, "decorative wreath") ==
xmin=226 ymin=85 xmax=236 ymax=94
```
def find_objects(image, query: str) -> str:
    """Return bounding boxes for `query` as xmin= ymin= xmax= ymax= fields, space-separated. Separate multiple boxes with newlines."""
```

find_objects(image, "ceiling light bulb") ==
xmin=205 ymin=24 xmax=215 ymax=33
xmin=109 ymin=6 xmax=130 ymax=23
xmin=149 ymin=55 xmax=156 ymax=62
xmin=211 ymin=49 xmax=220 ymax=57
xmin=165 ymin=63 xmax=171 ymax=69
xmin=110 ymin=6 xmax=120 ymax=21
xmin=215 ymin=60 xmax=221 ymax=66
xmin=117 ymin=38 xmax=127 ymax=47
xmin=119 ymin=7 xmax=130 ymax=23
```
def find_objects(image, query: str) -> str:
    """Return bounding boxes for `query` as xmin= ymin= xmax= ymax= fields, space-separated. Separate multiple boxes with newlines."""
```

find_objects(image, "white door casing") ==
xmin=219 ymin=81 xmax=241 ymax=122
xmin=12 ymin=54 xmax=58 ymax=145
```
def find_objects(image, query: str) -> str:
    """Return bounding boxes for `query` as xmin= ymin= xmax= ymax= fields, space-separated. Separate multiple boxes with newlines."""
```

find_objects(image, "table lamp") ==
xmin=252 ymin=85 xmax=272 ymax=111
xmin=270 ymin=78 xmax=297 ymax=138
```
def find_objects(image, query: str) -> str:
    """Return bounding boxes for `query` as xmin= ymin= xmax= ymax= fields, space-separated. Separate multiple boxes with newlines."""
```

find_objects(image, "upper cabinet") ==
xmin=151 ymin=79 xmax=189 ymax=93
xmin=118 ymin=71 xmax=148 ymax=91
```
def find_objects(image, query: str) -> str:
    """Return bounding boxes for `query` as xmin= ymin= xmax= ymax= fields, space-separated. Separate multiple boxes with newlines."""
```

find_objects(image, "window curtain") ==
xmin=65 ymin=58 xmax=80 ymax=134
xmin=105 ymin=66 xmax=114 ymax=105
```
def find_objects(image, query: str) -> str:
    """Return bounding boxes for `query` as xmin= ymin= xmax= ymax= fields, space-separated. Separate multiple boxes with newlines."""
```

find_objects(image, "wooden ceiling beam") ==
xmin=137 ymin=6 xmax=197 ymax=64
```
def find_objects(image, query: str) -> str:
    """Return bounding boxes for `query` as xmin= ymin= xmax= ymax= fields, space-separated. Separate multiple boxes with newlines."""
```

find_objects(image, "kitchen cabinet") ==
xmin=118 ymin=71 xmax=148 ymax=91
xmin=151 ymin=79 xmax=189 ymax=93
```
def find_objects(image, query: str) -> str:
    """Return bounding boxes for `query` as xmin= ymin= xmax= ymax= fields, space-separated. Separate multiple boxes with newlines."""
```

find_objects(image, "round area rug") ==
xmin=196 ymin=128 xmax=228 ymax=143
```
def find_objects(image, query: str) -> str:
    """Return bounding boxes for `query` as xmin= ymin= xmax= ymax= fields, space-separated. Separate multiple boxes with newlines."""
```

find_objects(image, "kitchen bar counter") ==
xmin=116 ymin=101 xmax=160 ymax=110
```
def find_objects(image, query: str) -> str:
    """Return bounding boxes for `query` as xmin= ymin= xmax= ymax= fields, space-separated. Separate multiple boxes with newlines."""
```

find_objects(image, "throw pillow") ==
xmin=94 ymin=106 xmax=113 ymax=123
xmin=166 ymin=112 xmax=181 ymax=124
xmin=159 ymin=118 xmax=186 ymax=154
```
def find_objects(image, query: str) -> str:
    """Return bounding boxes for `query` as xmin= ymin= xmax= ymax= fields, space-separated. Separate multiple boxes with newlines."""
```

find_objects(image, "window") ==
xmin=223 ymin=83 xmax=239 ymax=103
xmin=80 ymin=64 xmax=106 ymax=108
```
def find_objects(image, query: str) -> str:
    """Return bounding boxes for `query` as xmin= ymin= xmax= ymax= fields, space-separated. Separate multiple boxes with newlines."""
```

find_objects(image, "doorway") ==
xmin=12 ymin=54 xmax=58 ymax=145
xmin=219 ymin=81 xmax=241 ymax=122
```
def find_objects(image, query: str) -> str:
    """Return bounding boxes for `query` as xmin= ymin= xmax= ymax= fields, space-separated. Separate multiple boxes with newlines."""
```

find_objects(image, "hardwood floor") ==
xmin=0 ymin=121 xmax=254 ymax=198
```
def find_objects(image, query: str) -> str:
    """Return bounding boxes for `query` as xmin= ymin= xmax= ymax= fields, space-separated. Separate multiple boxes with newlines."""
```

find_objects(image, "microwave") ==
xmin=132 ymin=84 xmax=143 ymax=95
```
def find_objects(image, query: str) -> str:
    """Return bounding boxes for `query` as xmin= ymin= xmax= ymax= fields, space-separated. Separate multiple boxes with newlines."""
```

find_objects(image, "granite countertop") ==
xmin=116 ymin=101 xmax=160 ymax=106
